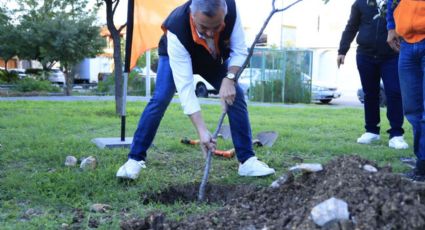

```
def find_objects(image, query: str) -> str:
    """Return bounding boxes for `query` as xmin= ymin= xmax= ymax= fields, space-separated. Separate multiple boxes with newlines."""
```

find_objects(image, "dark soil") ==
xmin=121 ymin=155 xmax=425 ymax=230
xmin=141 ymin=183 xmax=261 ymax=205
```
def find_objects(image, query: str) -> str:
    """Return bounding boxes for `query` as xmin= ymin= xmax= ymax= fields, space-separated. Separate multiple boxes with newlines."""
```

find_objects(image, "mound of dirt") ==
xmin=121 ymin=155 xmax=425 ymax=230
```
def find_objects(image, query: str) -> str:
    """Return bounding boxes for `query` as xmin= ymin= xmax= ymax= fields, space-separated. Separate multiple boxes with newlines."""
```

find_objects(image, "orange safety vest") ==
xmin=394 ymin=0 xmax=425 ymax=43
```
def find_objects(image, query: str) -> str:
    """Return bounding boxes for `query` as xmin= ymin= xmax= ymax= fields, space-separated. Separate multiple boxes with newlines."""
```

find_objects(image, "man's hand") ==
xmin=219 ymin=78 xmax=236 ymax=112
xmin=198 ymin=129 xmax=216 ymax=158
xmin=337 ymin=55 xmax=345 ymax=68
xmin=387 ymin=29 xmax=400 ymax=52
xmin=189 ymin=111 xmax=216 ymax=157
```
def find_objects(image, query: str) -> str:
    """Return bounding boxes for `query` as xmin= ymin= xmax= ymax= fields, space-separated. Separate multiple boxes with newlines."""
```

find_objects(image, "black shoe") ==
xmin=404 ymin=170 xmax=425 ymax=182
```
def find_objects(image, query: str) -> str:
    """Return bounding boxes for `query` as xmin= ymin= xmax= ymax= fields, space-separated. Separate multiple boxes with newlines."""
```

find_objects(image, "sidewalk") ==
xmin=0 ymin=95 xmax=364 ymax=109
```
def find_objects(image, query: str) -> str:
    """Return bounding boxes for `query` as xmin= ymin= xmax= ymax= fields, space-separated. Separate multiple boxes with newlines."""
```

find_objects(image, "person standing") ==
xmin=337 ymin=0 xmax=408 ymax=149
xmin=116 ymin=0 xmax=275 ymax=180
xmin=387 ymin=0 xmax=425 ymax=181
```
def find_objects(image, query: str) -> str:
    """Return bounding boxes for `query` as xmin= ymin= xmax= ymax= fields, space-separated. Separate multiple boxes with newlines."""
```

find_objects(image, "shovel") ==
xmin=218 ymin=124 xmax=232 ymax=140
xmin=218 ymin=126 xmax=278 ymax=147
xmin=253 ymin=131 xmax=278 ymax=147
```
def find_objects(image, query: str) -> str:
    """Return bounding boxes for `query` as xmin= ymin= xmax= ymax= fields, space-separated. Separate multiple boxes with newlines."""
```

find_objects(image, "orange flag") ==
xmin=127 ymin=0 xmax=186 ymax=70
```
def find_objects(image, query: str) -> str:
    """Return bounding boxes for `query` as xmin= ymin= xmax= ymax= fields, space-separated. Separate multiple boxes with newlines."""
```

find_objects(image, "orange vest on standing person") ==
xmin=394 ymin=0 xmax=425 ymax=43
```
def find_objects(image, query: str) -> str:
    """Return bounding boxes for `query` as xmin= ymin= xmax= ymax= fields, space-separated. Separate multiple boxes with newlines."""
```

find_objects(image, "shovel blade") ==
xmin=218 ymin=124 xmax=232 ymax=140
xmin=255 ymin=131 xmax=278 ymax=147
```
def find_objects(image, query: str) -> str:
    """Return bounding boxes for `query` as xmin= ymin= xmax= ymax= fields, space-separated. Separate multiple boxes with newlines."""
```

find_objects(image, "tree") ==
xmin=39 ymin=14 xmax=105 ymax=95
xmin=0 ymin=8 xmax=20 ymax=71
xmin=95 ymin=0 xmax=126 ymax=114
xmin=15 ymin=0 xmax=106 ymax=95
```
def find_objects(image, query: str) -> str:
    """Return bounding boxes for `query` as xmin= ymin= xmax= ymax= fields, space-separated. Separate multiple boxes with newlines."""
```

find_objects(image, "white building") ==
xmin=237 ymin=0 xmax=360 ymax=94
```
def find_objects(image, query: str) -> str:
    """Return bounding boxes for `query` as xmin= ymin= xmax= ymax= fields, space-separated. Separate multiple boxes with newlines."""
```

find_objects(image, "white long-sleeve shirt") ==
xmin=167 ymin=8 xmax=248 ymax=115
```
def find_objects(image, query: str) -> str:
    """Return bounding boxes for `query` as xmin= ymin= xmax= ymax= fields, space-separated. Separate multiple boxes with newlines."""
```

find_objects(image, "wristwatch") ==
xmin=226 ymin=73 xmax=236 ymax=81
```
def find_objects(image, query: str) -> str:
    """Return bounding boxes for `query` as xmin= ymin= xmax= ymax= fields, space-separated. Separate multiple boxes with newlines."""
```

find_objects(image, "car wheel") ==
xmin=195 ymin=83 xmax=209 ymax=98
xmin=320 ymin=99 xmax=332 ymax=104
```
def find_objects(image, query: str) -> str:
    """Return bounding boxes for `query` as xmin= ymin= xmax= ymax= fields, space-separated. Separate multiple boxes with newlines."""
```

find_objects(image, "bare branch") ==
xmin=199 ymin=0 xmax=305 ymax=202
xmin=118 ymin=23 xmax=126 ymax=33
xmin=275 ymin=0 xmax=303 ymax=13
xmin=112 ymin=0 xmax=120 ymax=15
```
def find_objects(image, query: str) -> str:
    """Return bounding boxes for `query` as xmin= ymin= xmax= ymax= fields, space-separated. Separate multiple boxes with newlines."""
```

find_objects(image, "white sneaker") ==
xmin=357 ymin=132 xmax=380 ymax=144
xmin=389 ymin=136 xmax=409 ymax=149
xmin=238 ymin=157 xmax=275 ymax=176
xmin=116 ymin=159 xmax=146 ymax=180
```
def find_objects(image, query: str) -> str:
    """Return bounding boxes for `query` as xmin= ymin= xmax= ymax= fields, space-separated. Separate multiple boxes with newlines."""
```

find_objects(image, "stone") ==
xmin=270 ymin=173 xmax=291 ymax=188
xmin=322 ymin=219 xmax=355 ymax=230
xmin=64 ymin=156 xmax=77 ymax=167
xmin=90 ymin=203 xmax=111 ymax=213
xmin=363 ymin=164 xmax=378 ymax=173
xmin=80 ymin=156 xmax=97 ymax=170
xmin=289 ymin=163 xmax=323 ymax=173
xmin=310 ymin=197 xmax=350 ymax=226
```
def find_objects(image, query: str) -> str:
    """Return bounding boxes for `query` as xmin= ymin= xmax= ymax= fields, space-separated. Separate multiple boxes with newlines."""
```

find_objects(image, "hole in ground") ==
xmin=141 ymin=183 xmax=261 ymax=205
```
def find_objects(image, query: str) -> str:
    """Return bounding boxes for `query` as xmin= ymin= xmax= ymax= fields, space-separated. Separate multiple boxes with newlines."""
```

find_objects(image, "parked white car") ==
xmin=8 ymin=68 xmax=27 ymax=79
xmin=311 ymin=82 xmax=341 ymax=104
xmin=193 ymin=74 xmax=216 ymax=98
xmin=48 ymin=69 xmax=66 ymax=86
xmin=238 ymin=68 xmax=262 ymax=95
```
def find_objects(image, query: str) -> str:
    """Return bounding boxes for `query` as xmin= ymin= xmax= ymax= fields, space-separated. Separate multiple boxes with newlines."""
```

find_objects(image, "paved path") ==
xmin=0 ymin=93 xmax=363 ymax=109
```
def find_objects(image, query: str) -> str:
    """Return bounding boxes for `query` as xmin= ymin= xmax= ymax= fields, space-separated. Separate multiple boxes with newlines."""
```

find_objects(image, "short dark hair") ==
xmin=190 ymin=0 xmax=228 ymax=17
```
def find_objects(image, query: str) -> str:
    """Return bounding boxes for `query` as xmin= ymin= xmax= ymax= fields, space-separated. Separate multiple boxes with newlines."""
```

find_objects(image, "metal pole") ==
xmin=121 ymin=72 xmax=128 ymax=141
xmin=122 ymin=0 xmax=134 ymax=142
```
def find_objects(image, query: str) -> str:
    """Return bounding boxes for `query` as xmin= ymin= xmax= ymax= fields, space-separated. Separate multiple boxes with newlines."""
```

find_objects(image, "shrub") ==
xmin=250 ymin=79 xmax=284 ymax=103
xmin=284 ymin=51 xmax=311 ymax=103
xmin=248 ymin=48 xmax=312 ymax=104
xmin=0 ymin=70 xmax=19 ymax=83
xmin=25 ymin=69 xmax=49 ymax=81
xmin=284 ymin=70 xmax=311 ymax=104
xmin=96 ymin=73 xmax=115 ymax=94
xmin=96 ymin=71 xmax=156 ymax=96
xmin=128 ymin=71 xmax=156 ymax=96
xmin=15 ymin=79 xmax=61 ymax=93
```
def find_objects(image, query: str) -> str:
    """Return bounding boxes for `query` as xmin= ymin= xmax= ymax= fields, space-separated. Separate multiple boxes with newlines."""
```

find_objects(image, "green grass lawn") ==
xmin=0 ymin=100 xmax=413 ymax=229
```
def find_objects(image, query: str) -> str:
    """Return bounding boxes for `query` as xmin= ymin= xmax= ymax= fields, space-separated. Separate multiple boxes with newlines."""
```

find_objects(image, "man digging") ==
xmin=117 ymin=0 xmax=275 ymax=179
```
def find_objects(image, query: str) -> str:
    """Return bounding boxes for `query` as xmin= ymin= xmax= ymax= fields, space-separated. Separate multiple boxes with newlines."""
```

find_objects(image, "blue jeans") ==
xmin=356 ymin=54 xmax=404 ymax=137
xmin=128 ymin=56 xmax=255 ymax=163
xmin=399 ymin=39 xmax=425 ymax=160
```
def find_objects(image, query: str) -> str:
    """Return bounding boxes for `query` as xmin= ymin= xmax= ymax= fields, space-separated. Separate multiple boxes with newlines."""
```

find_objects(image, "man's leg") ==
xmin=205 ymin=70 xmax=254 ymax=163
xmin=128 ymin=56 xmax=177 ymax=161
xmin=356 ymin=54 xmax=382 ymax=135
xmin=381 ymin=56 xmax=404 ymax=138
xmin=117 ymin=56 xmax=176 ymax=179
xmin=227 ymin=84 xmax=255 ymax=163
xmin=398 ymin=39 xmax=425 ymax=181
xmin=205 ymin=69 xmax=274 ymax=176
xmin=399 ymin=40 xmax=425 ymax=160
xmin=380 ymin=55 xmax=408 ymax=149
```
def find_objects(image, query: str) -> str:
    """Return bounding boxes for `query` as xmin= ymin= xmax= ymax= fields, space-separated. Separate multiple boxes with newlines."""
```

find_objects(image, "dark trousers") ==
xmin=356 ymin=53 xmax=404 ymax=138
xmin=128 ymin=56 xmax=255 ymax=163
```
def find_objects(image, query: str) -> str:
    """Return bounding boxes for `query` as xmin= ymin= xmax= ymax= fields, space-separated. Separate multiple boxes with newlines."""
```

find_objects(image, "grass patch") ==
xmin=0 ymin=100 xmax=413 ymax=229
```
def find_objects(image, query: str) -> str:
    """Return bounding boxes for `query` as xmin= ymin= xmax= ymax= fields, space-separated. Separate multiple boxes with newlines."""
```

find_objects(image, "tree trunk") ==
xmin=64 ymin=71 xmax=72 ymax=96
xmin=112 ymin=33 xmax=123 ymax=114
xmin=62 ymin=63 xmax=71 ymax=96
xmin=105 ymin=0 xmax=124 ymax=115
